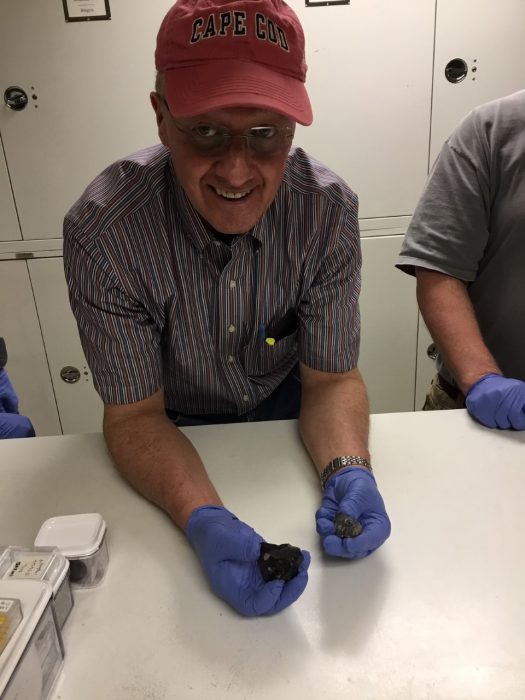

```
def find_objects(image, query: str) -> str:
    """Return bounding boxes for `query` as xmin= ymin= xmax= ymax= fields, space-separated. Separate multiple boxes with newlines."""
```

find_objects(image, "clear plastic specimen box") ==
xmin=0 ymin=579 xmax=64 ymax=700
xmin=0 ymin=547 xmax=73 ymax=629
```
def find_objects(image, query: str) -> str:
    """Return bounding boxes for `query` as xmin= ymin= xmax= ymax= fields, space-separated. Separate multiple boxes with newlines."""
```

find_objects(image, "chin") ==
xmin=209 ymin=215 xmax=261 ymax=235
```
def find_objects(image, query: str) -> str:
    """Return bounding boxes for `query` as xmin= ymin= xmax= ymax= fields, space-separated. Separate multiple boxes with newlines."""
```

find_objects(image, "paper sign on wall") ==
xmin=63 ymin=0 xmax=111 ymax=22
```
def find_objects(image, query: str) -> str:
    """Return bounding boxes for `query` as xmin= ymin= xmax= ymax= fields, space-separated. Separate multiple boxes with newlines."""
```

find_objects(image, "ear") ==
xmin=150 ymin=92 xmax=169 ymax=146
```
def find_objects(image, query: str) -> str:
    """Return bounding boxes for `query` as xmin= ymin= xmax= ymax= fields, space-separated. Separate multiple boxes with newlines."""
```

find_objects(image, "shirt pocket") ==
xmin=242 ymin=329 xmax=298 ymax=377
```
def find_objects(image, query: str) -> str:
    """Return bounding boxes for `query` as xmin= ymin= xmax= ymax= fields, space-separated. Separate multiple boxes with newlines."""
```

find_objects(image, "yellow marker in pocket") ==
xmin=265 ymin=337 xmax=276 ymax=346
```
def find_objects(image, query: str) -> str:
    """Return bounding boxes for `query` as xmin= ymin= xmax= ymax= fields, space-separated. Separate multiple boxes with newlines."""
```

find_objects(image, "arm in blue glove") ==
xmin=0 ymin=368 xmax=19 ymax=413
xmin=316 ymin=467 xmax=391 ymax=559
xmin=0 ymin=368 xmax=35 ymax=438
xmin=466 ymin=373 xmax=525 ymax=430
xmin=186 ymin=505 xmax=310 ymax=616
xmin=0 ymin=412 xmax=36 ymax=439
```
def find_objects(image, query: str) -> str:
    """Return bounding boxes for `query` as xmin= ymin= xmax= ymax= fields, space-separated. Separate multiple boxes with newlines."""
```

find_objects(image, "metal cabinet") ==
xmin=0 ymin=148 xmax=20 ymax=242
xmin=0 ymin=256 xmax=102 ymax=436
xmin=291 ymin=0 xmax=435 ymax=219
xmin=27 ymin=257 xmax=103 ymax=435
xmin=0 ymin=0 xmax=435 ymax=242
xmin=0 ymin=0 xmax=171 ymax=241
xmin=0 ymin=259 xmax=61 ymax=435
xmin=360 ymin=230 xmax=418 ymax=413
xmin=430 ymin=0 xmax=525 ymax=163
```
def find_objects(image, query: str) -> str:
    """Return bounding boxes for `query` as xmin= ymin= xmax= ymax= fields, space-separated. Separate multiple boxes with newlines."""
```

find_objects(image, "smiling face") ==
xmin=151 ymin=93 xmax=294 ymax=234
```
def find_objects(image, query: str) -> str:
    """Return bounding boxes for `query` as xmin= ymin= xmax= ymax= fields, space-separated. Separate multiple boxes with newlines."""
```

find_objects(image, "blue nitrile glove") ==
xmin=0 ymin=412 xmax=35 ymax=439
xmin=186 ymin=505 xmax=310 ymax=617
xmin=466 ymin=373 xmax=525 ymax=430
xmin=0 ymin=368 xmax=19 ymax=413
xmin=0 ymin=368 xmax=35 ymax=438
xmin=316 ymin=467 xmax=391 ymax=559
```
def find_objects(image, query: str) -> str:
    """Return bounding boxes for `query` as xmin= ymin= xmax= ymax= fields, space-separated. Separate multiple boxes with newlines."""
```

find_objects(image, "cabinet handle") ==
xmin=426 ymin=343 xmax=438 ymax=360
xmin=444 ymin=58 xmax=468 ymax=84
xmin=4 ymin=86 xmax=28 ymax=111
xmin=60 ymin=366 xmax=81 ymax=383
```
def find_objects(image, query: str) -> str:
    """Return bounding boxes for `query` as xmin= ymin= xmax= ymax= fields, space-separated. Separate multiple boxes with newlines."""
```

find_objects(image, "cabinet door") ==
xmin=0 ymin=0 xmax=435 ymax=241
xmin=359 ymin=232 xmax=418 ymax=413
xmin=0 ymin=260 xmax=61 ymax=435
xmin=0 ymin=147 xmax=20 ymax=241
xmin=291 ymin=0 xmax=435 ymax=219
xmin=430 ymin=0 xmax=525 ymax=162
xmin=27 ymin=257 xmax=103 ymax=435
xmin=0 ymin=0 xmax=173 ymax=241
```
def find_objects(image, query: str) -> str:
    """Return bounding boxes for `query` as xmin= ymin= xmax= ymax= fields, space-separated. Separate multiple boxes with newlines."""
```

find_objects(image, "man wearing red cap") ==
xmin=64 ymin=0 xmax=390 ymax=617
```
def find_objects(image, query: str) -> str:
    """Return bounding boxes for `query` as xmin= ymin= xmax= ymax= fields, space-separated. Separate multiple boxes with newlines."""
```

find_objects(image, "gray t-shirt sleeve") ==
xmin=396 ymin=109 xmax=491 ymax=281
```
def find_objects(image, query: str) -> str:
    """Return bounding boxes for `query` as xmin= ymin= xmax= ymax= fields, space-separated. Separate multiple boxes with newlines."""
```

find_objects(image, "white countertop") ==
xmin=1 ymin=409 xmax=525 ymax=700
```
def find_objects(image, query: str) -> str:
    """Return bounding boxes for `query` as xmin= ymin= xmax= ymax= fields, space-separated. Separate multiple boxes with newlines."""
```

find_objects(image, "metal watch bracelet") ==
xmin=320 ymin=455 xmax=373 ymax=488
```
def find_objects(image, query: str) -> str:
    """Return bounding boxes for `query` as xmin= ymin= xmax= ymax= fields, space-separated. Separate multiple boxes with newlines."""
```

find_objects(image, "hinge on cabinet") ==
xmin=15 ymin=252 xmax=34 ymax=259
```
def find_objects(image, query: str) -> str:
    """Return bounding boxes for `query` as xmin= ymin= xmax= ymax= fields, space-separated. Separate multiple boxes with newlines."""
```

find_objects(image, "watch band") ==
xmin=320 ymin=455 xmax=372 ymax=488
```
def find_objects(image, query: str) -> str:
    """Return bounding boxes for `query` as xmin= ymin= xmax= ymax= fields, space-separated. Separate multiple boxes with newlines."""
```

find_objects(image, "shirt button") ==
xmin=229 ymin=280 xmax=236 ymax=289
xmin=228 ymin=324 xmax=236 ymax=333
xmin=242 ymin=394 xmax=249 ymax=402
xmin=227 ymin=355 xmax=235 ymax=363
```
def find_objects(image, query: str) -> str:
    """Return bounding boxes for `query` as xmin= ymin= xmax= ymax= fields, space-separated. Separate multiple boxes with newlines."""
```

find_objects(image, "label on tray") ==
xmin=6 ymin=554 xmax=51 ymax=580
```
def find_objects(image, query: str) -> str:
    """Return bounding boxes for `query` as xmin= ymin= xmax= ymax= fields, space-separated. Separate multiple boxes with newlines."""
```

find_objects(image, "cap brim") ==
xmin=163 ymin=59 xmax=313 ymax=126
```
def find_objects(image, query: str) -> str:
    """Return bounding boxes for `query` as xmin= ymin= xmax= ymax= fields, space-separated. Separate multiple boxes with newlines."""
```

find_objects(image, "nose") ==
xmin=214 ymin=136 xmax=254 ymax=186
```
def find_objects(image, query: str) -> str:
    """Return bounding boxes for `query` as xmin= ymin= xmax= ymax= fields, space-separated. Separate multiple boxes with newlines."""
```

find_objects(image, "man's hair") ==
xmin=155 ymin=71 xmax=164 ymax=96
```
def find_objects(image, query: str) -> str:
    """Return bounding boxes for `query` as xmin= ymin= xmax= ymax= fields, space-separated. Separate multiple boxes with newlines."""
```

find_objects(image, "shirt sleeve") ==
xmin=397 ymin=109 xmax=491 ymax=281
xmin=63 ymin=218 xmax=163 ymax=405
xmin=298 ymin=194 xmax=361 ymax=372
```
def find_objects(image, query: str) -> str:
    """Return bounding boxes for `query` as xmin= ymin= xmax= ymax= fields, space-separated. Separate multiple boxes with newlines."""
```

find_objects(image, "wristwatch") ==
xmin=320 ymin=455 xmax=372 ymax=488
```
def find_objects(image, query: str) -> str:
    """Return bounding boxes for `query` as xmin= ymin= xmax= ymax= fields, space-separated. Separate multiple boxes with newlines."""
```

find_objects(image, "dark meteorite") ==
xmin=334 ymin=513 xmax=363 ymax=538
xmin=258 ymin=542 xmax=303 ymax=582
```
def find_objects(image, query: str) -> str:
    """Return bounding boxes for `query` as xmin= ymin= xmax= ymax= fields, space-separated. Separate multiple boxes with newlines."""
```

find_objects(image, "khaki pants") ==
xmin=422 ymin=373 xmax=466 ymax=411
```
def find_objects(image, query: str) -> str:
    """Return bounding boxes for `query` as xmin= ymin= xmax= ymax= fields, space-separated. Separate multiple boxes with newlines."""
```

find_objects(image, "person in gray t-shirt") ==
xmin=396 ymin=90 xmax=525 ymax=430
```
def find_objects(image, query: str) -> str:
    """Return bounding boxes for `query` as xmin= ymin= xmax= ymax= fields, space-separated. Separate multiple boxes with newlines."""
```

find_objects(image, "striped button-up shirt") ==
xmin=63 ymin=145 xmax=361 ymax=415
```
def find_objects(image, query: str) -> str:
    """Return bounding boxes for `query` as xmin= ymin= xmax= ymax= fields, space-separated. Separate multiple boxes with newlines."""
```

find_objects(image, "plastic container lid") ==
xmin=0 ymin=579 xmax=52 ymax=695
xmin=34 ymin=514 xmax=107 ymax=558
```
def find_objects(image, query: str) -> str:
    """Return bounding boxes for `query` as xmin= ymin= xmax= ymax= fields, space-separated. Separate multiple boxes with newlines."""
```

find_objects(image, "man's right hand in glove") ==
xmin=186 ymin=505 xmax=310 ymax=616
xmin=466 ymin=373 xmax=525 ymax=430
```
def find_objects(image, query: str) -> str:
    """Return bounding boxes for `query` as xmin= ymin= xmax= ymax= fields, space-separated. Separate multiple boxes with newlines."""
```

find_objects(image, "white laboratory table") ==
xmin=1 ymin=409 xmax=525 ymax=700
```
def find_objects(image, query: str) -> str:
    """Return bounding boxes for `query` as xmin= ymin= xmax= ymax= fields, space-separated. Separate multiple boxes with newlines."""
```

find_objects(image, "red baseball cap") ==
xmin=155 ymin=0 xmax=313 ymax=125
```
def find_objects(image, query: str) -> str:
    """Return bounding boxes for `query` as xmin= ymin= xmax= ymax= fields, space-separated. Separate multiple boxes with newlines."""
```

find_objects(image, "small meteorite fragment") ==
xmin=258 ymin=542 xmax=303 ymax=582
xmin=334 ymin=513 xmax=363 ymax=538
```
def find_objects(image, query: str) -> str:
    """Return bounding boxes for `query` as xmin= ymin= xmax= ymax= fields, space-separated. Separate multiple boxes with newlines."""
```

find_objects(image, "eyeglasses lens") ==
xmin=190 ymin=131 xmax=291 ymax=156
